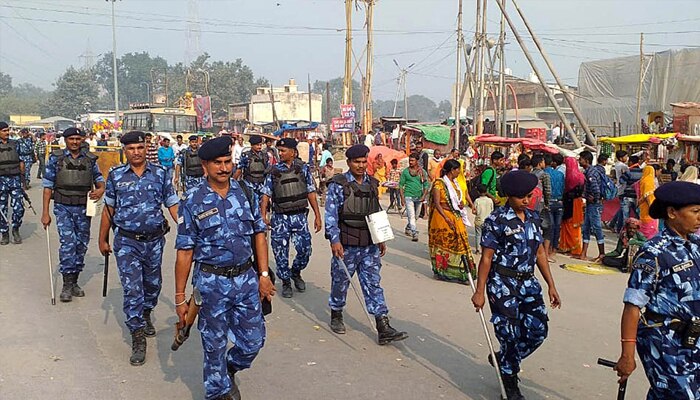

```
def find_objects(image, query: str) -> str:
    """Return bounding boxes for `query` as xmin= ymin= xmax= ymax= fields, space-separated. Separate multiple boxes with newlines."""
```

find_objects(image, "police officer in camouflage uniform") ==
xmin=233 ymin=134 xmax=268 ymax=199
xmin=0 ymin=122 xmax=25 ymax=245
xmin=471 ymin=170 xmax=561 ymax=400
xmin=175 ymin=135 xmax=205 ymax=193
xmin=98 ymin=131 xmax=179 ymax=366
xmin=325 ymin=144 xmax=408 ymax=345
xmin=261 ymin=138 xmax=321 ymax=298
xmin=616 ymin=181 xmax=700 ymax=399
xmin=175 ymin=136 xmax=274 ymax=400
xmin=41 ymin=127 xmax=104 ymax=302
xmin=17 ymin=128 xmax=35 ymax=188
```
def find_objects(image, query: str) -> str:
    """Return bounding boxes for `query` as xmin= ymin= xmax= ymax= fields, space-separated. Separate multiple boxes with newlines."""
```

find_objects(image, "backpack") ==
xmin=469 ymin=166 xmax=494 ymax=201
xmin=600 ymin=170 xmax=617 ymax=201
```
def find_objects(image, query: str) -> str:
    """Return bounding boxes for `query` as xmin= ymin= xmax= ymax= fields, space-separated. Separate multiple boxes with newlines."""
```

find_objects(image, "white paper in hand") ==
xmin=366 ymin=210 xmax=394 ymax=243
xmin=85 ymin=193 xmax=103 ymax=217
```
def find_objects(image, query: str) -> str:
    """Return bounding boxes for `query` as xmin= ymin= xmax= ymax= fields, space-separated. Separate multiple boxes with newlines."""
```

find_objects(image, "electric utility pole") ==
xmin=108 ymin=0 xmax=120 ymax=127
xmin=343 ymin=0 xmax=353 ymax=105
xmin=454 ymin=0 xmax=464 ymax=150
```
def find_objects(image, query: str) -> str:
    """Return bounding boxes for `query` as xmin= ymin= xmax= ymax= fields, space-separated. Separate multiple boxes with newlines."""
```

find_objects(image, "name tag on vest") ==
xmin=672 ymin=260 xmax=694 ymax=273
xmin=197 ymin=208 xmax=219 ymax=221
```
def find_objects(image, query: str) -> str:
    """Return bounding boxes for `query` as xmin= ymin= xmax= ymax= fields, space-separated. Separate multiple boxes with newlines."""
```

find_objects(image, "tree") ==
xmin=0 ymin=73 xmax=49 ymax=121
xmin=0 ymin=72 xmax=11 ymax=96
xmin=312 ymin=77 xmax=361 ymax=123
xmin=94 ymin=51 xmax=168 ymax=109
xmin=372 ymin=95 xmax=451 ymax=122
xmin=45 ymin=67 xmax=99 ymax=118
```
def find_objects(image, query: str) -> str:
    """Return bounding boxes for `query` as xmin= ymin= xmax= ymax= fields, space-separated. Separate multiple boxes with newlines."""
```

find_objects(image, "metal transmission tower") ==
xmin=185 ymin=0 xmax=202 ymax=65
xmin=79 ymin=39 xmax=96 ymax=70
xmin=392 ymin=60 xmax=414 ymax=119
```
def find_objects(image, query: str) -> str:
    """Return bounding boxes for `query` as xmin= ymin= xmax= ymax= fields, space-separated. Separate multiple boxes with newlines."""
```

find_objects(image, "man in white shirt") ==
xmin=649 ymin=115 xmax=664 ymax=133
xmin=551 ymin=124 xmax=561 ymax=144
xmin=172 ymin=134 xmax=188 ymax=158
xmin=232 ymin=135 xmax=244 ymax=165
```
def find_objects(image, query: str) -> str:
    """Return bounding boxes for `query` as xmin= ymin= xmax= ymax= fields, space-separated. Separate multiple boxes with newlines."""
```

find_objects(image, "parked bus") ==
xmin=121 ymin=105 xmax=197 ymax=140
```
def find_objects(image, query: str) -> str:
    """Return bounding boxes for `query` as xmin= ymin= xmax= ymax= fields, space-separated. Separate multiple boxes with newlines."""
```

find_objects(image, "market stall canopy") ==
xmin=366 ymin=145 xmax=407 ymax=176
xmin=474 ymin=134 xmax=559 ymax=154
xmin=272 ymin=121 xmax=319 ymax=137
xmin=404 ymin=124 xmax=451 ymax=145
xmin=598 ymin=133 xmax=677 ymax=144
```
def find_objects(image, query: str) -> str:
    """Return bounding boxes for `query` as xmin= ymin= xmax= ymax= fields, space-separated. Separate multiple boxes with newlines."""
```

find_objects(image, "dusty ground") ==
xmin=0 ymin=180 xmax=648 ymax=400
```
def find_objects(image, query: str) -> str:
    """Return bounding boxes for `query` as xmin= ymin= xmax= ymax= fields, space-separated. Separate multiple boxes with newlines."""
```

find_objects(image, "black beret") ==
xmin=500 ymin=170 xmax=539 ymax=197
xmin=649 ymin=181 xmax=700 ymax=219
xmin=0 ymin=122 xmax=8 ymax=130
xmin=345 ymin=144 xmax=370 ymax=159
xmin=277 ymin=137 xmax=297 ymax=149
xmin=249 ymin=135 xmax=263 ymax=145
xmin=62 ymin=127 xmax=85 ymax=138
xmin=120 ymin=131 xmax=146 ymax=145
xmin=188 ymin=134 xmax=199 ymax=142
xmin=199 ymin=136 xmax=233 ymax=161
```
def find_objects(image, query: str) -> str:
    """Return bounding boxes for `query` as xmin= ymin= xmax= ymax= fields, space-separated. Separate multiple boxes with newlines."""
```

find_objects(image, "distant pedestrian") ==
xmin=157 ymin=138 xmax=175 ymax=180
xmin=577 ymin=151 xmax=606 ymax=261
xmin=34 ymin=133 xmax=48 ymax=179
xmin=473 ymin=184 xmax=493 ymax=254
xmin=17 ymin=128 xmax=35 ymax=187
xmin=400 ymin=152 xmax=430 ymax=242
xmin=144 ymin=133 xmax=159 ymax=165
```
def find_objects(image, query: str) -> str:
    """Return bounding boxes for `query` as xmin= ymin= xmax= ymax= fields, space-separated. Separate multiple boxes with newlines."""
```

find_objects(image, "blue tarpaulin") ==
xmin=273 ymin=122 xmax=319 ymax=137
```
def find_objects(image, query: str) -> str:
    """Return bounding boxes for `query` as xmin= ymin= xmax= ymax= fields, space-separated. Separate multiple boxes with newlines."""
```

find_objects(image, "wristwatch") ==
xmin=260 ymin=271 xmax=269 ymax=278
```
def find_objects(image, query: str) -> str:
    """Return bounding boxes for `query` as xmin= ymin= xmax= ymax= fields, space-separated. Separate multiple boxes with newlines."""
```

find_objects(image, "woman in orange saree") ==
xmin=638 ymin=165 xmax=659 ymax=239
xmin=428 ymin=159 xmax=476 ymax=283
xmin=559 ymin=157 xmax=585 ymax=256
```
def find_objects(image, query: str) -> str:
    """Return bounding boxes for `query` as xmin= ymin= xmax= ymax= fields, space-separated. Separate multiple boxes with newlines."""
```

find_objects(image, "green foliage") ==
xmin=0 ymin=76 xmax=49 ymax=121
xmin=373 ymin=95 xmax=451 ymax=122
xmin=312 ymin=77 xmax=361 ymax=122
xmin=0 ymin=72 xmax=12 ymax=96
xmin=44 ymin=67 xmax=99 ymax=119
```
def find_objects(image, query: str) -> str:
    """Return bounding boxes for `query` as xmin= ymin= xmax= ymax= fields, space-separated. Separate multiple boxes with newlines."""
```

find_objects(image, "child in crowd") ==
xmin=387 ymin=158 xmax=403 ymax=211
xmin=473 ymin=184 xmax=494 ymax=254
xmin=318 ymin=158 xmax=336 ymax=206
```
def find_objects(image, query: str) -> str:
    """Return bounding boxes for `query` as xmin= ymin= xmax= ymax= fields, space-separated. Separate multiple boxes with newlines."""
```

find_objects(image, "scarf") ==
xmin=564 ymin=156 xmax=585 ymax=192
xmin=441 ymin=176 xmax=472 ymax=227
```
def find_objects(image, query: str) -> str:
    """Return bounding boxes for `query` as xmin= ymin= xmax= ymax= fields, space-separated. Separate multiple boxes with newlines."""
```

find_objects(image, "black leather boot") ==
xmin=143 ymin=309 xmax=156 ymax=337
xmin=375 ymin=315 xmax=408 ymax=345
xmin=59 ymin=274 xmax=73 ymax=302
xmin=71 ymin=274 xmax=85 ymax=297
xmin=0 ymin=232 xmax=9 ymax=245
xmin=281 ymin=280 xmax=293 ymax=298
xmin=502 ymin=374 xmax=525 ymax=400
xmin=11 ymin=227 xmax=21 ymax=244
xmin=130 ymin=328 xmax=147 ymax=366
xmin=291 ymin=271 xmax=306 ymax=292
xmin=226 ymin=364 xmax=242 ymax=400
xmin=330 ymin=310 xmax=346 ymax=334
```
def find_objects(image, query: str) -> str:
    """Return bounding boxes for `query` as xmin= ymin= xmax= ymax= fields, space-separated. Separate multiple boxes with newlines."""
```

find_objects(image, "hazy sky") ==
xmin=1 ymin=0 xmax=699 ymax=102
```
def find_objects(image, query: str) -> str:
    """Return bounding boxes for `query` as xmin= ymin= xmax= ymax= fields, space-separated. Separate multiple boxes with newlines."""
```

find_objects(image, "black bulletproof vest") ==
xmin=54 ymin=150 xmax=97 ymax=205
xmin=243 ymin=151 xmax=267 ymax=184
xmin=0 ymin=141 xmax=21 ymax=176
xmin=331 ymin=174 xmax=381 ymax=247
xmin=271 ymin=161 xmax=309 ymax=214
xmin=184 ymin=150 xmax=204 ymax=177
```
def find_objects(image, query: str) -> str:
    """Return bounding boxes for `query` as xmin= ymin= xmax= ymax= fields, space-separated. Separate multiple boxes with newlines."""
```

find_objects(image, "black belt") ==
xmin=644 ymin=310 xmax=687 ymax=331
xmin=118 ymin=225 xmax=169 ymax=242
xmin=276 ymin=208 xmax=308 ymax=216
xmin=493 ymin=265 xmax=534 ymax=281
xmin=199 ymin=259 xmax=254 ymax=278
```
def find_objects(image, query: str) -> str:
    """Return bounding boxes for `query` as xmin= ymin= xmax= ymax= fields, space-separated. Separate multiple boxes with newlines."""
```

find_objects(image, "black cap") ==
xmin=277 ymin=137 xmax=297 ymax=149
xmin=20 ymin=128 xmax=30 ymax=134
xmin=650 ymin=181 xmax=700 ymax=219
xmin=120 ymin=131 xmax=146 ymax=145
xmin=188 ymin=134 xmax=199 ymax=142
xmin=345 ymin=144 xmax=370 ymax=159
xmin=198 ymin=136 xmax=233 ymax=161
xmin=249 ymin=135 xmax=263 ymax=145
xmin=0 ymin=122 xmax=8 ymax=130
xmin=500 ymin=170 xmax=539 ymax=197
xmin=62 ymin=127 xmax=85 ymax=138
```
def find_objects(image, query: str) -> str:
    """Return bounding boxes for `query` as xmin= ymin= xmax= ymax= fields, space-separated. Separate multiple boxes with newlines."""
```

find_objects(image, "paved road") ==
xmin=1 ymin=183 xmax=648 ymax=399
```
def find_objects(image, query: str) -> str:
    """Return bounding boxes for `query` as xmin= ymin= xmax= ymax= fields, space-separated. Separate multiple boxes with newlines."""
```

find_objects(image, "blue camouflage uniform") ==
xmin=17 ymin=136 xmax=34 ymax=185
xmin=176 ymin=179 xmax=267 ymax=400
xmin=0 ymin=139 xmax=23 ymax=234
xmin=325 ymin=171 xmax=389 ymax=316
xmin=481 ymin=205 xmax=548 ymax=376
xmin=43 ymin=150 xmax=104 ymax=274
xmin=262 ymin=161 xmax=316 ymax=281
xmin=624 ymin=228 xmax=700 ymax=399
xmin=104 ymin=162 xmax=179 ymax=333
xmin=237 ymin=149 xmax=268 ymax=198
xmin=177 ymin=148 xmax=205 ymax=192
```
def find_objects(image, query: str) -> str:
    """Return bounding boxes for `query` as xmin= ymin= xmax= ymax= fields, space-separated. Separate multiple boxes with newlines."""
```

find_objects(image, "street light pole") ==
xmin=108 ymin=0 xmax=120 ymax=128
xmin=141 ymin=82 xmax=150 ymax=104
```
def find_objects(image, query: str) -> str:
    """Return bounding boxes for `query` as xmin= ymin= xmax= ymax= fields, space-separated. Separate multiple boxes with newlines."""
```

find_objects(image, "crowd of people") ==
xmin=3 ymin=118 xmax=700 ymax=399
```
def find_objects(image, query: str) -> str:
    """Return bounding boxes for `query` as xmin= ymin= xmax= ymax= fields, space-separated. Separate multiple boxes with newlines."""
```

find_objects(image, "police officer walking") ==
xmin=261 ymin=138 xmax=321 ymax=298
xmin=41 ymin=127 xmax=104 ymax=302
xmin=325 ymin=144 xmax=408 ymax=345
xmin=17 ymin=128 xmax=35 ymax=188
xmin=98 ymin=131 xmax=179 ymax=366
xmin=471 ymin=170 xmax=561 ymax=400
xmin=175 ymin=135 xmax=205 ymax=193
xmin=233 ymin=134 xmax=268 ymax=198
xmin=0 ymin=122 xmax=25 ymax=245
xmin=616 ymin=181 xmax=700 ymax=399
xmin=175 ymin=136 xmax=275 ymax=400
